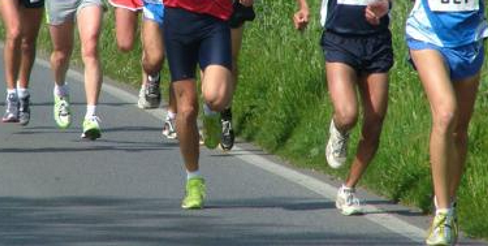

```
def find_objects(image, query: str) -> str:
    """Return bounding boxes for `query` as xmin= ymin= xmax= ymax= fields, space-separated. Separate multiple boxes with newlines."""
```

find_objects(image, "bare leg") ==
xmin=345 ymin=72 xmax=389 ymax=187
xmin=0 ymin=2 xmax=22 ymax=90
xmin=411 ymin=49 xmax=457 ymax=209
xmin=18 ymin=7 xmax=44 ymax=89
xmin=77 ymin=5 xmax=103 ymax=106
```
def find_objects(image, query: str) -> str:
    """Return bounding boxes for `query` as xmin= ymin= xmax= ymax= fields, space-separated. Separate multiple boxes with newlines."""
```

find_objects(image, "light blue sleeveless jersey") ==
xmin=406 ymin=0 xmax=488 ymax=47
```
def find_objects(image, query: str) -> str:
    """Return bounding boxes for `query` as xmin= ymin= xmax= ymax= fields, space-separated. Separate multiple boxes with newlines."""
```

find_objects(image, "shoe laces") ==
xmin=164 ymin=118 xmax=176 ymax=132
xmin=19 ymin=96 xmax=30 ymax=113
xmin=187 ymin=179 xmax=205 ymax=198
xmin=432 ymin=212 xmax=453 ymax=239
xmin=58 ymin=98 xmax=70 ymax=117
xmin=221 ymin=120 xmax=233 ymax=136
xmin=342 ymin=187 xmax=361 ymax=207
xmin=146 ymin=78 xmax=160 ymax=95
xmin=332 ymin=133 xmax=349 ymax=156
xmin=6 ymin=95 xmax=18 ymax=113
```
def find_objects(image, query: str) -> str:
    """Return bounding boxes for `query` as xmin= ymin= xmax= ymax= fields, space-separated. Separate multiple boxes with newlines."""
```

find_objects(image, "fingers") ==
xmin=365 ymin=7 xmax=380 ymax=25
xmin=293 ymin=12 xmax=309 ymax=31
xmin=239 ymin=0 xmax=254 ymax=7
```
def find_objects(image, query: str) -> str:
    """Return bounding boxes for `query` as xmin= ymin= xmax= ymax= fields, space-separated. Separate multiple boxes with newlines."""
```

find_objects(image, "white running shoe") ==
xmin=336 ymin=185 xmax=362 ymax=216
xmin=162 ymin=116 xmax=177 ymax=139
xmin=326 ymin=120 xmax=350 ymax=168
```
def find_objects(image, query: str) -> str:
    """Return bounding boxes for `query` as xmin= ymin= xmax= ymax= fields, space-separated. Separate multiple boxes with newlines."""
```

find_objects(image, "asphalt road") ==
xmin=0 ymin=52 xmax=486 ymax=246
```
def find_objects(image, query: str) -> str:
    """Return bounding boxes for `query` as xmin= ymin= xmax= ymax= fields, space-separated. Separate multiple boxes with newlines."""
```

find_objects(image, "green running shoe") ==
xmin=202 ymin=111 xmax=221 ymax=149
xmin=181 ymin=177 xmax=206 ymax=209
xmin=54 ymin=94 xmax=71 ymax=129
xmin=81 ymin=116 xmax=101 ymax=140
xmin=426 ymin=210 xmax=456 ymax=246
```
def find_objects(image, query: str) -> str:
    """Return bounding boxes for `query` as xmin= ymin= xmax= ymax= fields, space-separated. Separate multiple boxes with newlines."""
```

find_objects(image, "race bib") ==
xmin=429 ymin=0 xmax=479 ymax=12
xmin=337 ymin=0 xmax=373 ymax=6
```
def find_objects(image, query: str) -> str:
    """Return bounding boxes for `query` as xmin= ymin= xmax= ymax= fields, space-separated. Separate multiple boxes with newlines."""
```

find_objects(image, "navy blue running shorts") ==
xmin=321 ymin=31 xmax=394 ymax=74
xmin=20 ymin=0 xmax=44 ymax=8
xmin=163 ymin=7 xmax=232 ymax=82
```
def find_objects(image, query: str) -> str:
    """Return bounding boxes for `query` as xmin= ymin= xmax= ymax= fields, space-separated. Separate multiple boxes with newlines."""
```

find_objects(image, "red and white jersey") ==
xmin=109 ymin=0 xmax=143 ymax=11
xmin=163 ymin=0 xmax=233 ymax=20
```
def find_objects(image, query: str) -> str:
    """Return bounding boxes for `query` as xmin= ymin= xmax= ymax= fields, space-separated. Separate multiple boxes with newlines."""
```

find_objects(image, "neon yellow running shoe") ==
xmin=81 ymin=116 xmax=101 ymax=140
xmin=181 ymin=177 xmax=206 ymax=209
xmin=53 ymin=94 xmax=71 ymax=129
xmin=426 ymin=210 xmax=457 ymax=246
xmin=202 ymin=111 xmax=221 ymax=149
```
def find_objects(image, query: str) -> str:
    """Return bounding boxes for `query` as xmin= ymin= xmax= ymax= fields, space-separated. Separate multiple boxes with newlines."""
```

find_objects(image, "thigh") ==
xmin=231 ymin=26 xmax=244 ymax=61
xmin=326 ymin=62 xmax=359 ymax=115
xmin=453 ymin=74 xmax=480 ymax=132
xmin=198 ymin=20 xmax=232 ymax=71
xmin=77 ymin=4 xmax=103 ymax=47
xmin=19 ymin=7 xmax=44 ymax=42
xmin=0 ymin=1 xmax=21 ymax=33
xmin=163 ymin=7 xmax=199 ymax=82
xmin=142 ymin=20 xmax=164 ymax=56
xmin=410 ymin=48 xmax=457 ymax=114
xmin=358 ymin=72 xmax=389 ymax=120
xmin=49 ymin=21 xmax=75 ymax=53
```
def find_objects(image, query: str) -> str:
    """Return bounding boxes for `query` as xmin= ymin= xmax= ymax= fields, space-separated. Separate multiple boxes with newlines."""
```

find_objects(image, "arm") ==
xmin=294 ymin=0 xmax=310 ymax=31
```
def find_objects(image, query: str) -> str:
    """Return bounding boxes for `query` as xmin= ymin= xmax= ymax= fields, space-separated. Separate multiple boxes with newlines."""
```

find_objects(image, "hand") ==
xmin=365 ymin=0 xmax=389 ymax=25
xmin=293 ymin=7 xmax=310 ymax=31
xmin=239 ymin=0 xmax=254 ymax=7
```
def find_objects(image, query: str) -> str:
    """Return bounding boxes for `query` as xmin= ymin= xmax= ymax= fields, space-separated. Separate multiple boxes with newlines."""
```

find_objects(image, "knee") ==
xmin=177 ymin=103 xmax=198 ymax=122
xmin=432 ymin=108 xmax=457 ymax=135
xmin=117 ymin=41 xmax=133 ymax=53
xmin=81 ymin=39 xmax=99 ymax=63
xmin=362 ymin=114 xmax=386 ymax=144
xmin=334 ymin=107 xmax=358 ymax=129
xmin=51 ymin=49 xmax=71 ymax=67
xmin=21 ymin=37 xmax=36 ymax=54
xmin=203 ymin=89 xmax=230 ymax=112
xmin=142 ymin=52 xmax=164 ymax=72
xmin=5 ymin=26 xmax=22 ymax=46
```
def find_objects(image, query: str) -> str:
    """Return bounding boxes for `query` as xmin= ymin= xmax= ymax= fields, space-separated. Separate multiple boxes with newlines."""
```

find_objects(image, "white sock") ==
xmin=167 ymin=110 xmax=176 ymax=120
xmin=85 ymin=105 xmax=96 ymax=119
xmin=186 ymin=170 xmax=201 ymax=180
xmin=7 ymin=89 xmax=17 ymax=97
xmin=436 ymin=208 xmax=451 ymax=215
xmin=17 ymin=88 xmax=29 ymax=99
xmin=203 ymin=103 xmax=217 ymax=116
xmin=148 ymin=74 xmax=160 ymax=82
xmin=54 ymin=83 xmax=69 ymax=97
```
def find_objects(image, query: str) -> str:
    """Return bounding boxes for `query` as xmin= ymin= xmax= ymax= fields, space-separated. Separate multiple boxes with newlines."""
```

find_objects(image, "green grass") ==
xmin=1 ymin=1 xmax=488 ymax=239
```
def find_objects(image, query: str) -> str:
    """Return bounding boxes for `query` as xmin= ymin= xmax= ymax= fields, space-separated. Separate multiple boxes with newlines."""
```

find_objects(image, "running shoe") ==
xmin=81 ymin=116 xmax=101 ymax=140
xmin=426 ymin=210 xmax=457 ymax=246
xmin=336 ymin=185 xmax=363 ymax=216
xmin=220 ymin=119 xmax=235 ymax=151
xmin=144 ymin=74 xmax=161 ymax=108
xmin=2 ymin=93 xmax=19 ymax=123
xmin=54 ymin=94 xmax=71 ymax=129
xmin=326 ymin=120 xmax=350 ymax=168
xmin=162 ymin=116 xmax=177 ymax=139
xmin=181 ymin=177 xmax=206 ymax=209
xmin=137 ymin=86 xmax=151 ymax=109
xmin=18 ymin=94 xmax=31 ymax=126
xmin=202 ymin=110 xmax=221 ymax=149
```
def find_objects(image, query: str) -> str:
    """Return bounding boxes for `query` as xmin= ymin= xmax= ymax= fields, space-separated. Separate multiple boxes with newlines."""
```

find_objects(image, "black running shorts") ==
xmin=321 ymin=30 xmax=394 ymax=74
xmin=163 ymin=7 xmax=232 ymax=82
xmin=20 ymin=0 xmax=44 ymax=8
